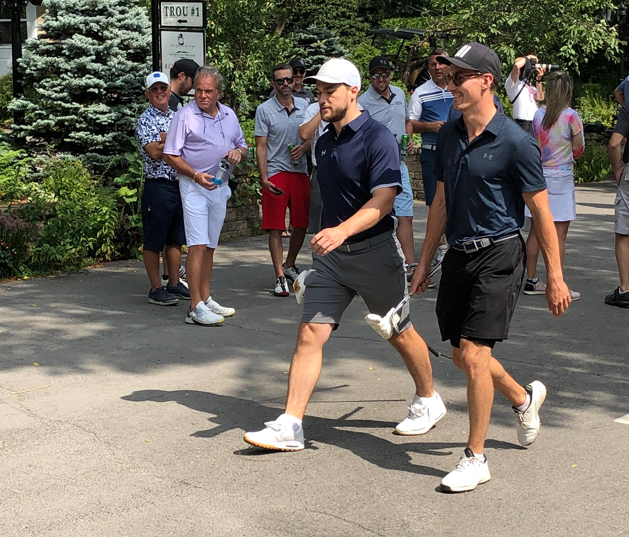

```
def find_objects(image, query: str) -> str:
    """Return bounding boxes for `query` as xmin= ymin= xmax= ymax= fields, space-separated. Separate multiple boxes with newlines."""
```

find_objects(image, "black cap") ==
xmin=289 ymin=58 xmax=306 ymax=70
xmin=436 ymin=42 xmax=501 ymax=84
xmin=172 ymin=58 xmax=200 ymax=79
xmin=369 ymin=56 xmax=392 ymax=73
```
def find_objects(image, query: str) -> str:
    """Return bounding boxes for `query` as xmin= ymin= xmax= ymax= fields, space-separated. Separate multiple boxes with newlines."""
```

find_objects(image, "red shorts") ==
xmin=261 ymin=171 xmax=310 ymax=231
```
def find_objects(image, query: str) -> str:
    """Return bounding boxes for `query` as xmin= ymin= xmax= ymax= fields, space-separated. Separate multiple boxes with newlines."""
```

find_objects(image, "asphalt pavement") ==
xmin=0 ymin=181 xmax=627 ymax=536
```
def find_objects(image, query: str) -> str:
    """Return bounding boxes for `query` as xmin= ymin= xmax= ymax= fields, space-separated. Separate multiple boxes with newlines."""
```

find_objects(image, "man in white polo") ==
xmin=163 ymin=67 xmax=248 ymax=326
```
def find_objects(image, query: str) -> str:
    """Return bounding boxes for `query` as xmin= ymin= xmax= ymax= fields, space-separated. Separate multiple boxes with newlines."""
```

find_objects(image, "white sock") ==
xmin=278 ymin=413 xmax=302 ymax=427
xmin=619 ymin=288 xmax=629 ymax=294
xmin=418 ymin=392 xmax=437 ymax=405
xmin=473 ymin=452 xmax=486 ymax=462
xmin=516 ymin=392 xmax=531 ymax=413
xmin=528 ymin=277 xmax=539 ymax=283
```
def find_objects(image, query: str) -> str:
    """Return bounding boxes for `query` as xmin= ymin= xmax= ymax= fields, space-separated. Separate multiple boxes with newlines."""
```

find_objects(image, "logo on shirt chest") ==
xmin=320 ymin=150 xmax=326 ymax=157
xmin=483 ymin=153 xmax=493 ymax=160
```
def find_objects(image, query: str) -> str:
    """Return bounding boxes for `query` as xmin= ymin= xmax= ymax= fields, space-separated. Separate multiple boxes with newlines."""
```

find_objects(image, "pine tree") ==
xmin=10 ymin=0 xmax=151 ymax=168
xmin=292 ymin=25 xmax=348 ymax=74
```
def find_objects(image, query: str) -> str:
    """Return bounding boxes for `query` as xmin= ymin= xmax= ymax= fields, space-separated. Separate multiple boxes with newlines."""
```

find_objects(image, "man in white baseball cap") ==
xmin=244 ymin=58 xmax=445 ymax=452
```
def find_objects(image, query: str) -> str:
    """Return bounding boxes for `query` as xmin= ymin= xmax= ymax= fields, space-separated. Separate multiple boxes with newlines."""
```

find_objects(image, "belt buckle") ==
xmin=339 ymin=243 xmax=351 ymax=253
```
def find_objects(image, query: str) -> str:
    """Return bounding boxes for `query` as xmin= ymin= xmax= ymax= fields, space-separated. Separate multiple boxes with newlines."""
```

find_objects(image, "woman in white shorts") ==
xmin=524 ymin=72 xmax=584 ymax=300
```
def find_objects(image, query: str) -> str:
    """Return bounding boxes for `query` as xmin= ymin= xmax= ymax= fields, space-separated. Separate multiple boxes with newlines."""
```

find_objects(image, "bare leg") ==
xmin=395 ymin=216 xmax=415 ymax=265
xmin=388 ymin=327 xmax=434 ymax=397
xmin=284 ymin=226 xmax=307 ymax=268
xmin=526 ymin=219 xmax=540 ymax=279
xmin=186 ymin=244 xmax=208 ymax=307
xmin=453 ymin=339 xmax=527 ymax=453
xmin=143 ymin=250 xmax=162 ymax=290
xmin=268 ymin=230 xmax=284 ymax=277
xmin=617 ymin=234 xmax=629 ymax=291
xmin=164 ymin=245 xmax=181 ymax=287
xmin=285 ymin=322 xmax=334 ymax=419
xmin=554 ymin=221 xmax=570 ymax=269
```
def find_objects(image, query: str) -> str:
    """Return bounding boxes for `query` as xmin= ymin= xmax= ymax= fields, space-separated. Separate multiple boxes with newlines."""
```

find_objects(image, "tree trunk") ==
xmin=274 ymin=0 xmax=299 ymax=36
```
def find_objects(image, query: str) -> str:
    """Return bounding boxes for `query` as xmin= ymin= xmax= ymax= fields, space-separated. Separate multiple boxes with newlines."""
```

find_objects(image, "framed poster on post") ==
xmin=160 ymin=29 xmax=205 ymax=74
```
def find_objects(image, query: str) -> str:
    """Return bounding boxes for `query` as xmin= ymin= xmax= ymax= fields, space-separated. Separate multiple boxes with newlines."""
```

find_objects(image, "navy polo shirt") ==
xmin=316 ymin=111 xmax=402 ymax=243
xmin=435 ymin=111 xmax=546 ymax=245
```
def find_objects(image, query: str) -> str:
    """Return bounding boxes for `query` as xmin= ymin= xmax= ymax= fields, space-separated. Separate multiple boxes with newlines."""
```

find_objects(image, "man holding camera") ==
xmin=505 ymin=55 xmax=546 ymax=132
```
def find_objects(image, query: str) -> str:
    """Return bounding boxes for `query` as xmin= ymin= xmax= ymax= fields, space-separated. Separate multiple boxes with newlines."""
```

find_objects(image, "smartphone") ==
xmin=271 ymin=185 xmax=285 ymax=195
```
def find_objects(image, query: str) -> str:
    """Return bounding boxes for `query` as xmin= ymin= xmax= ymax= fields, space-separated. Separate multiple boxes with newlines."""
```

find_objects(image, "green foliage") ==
xmin=206 ymin=0 xmax=292 ymax=115
xmin=291 ymin=25 xmax=347 ymax=72
xmin=112 ymin=150 xmax=145 ymax=259
xmin=9 ymin=0 xmax=151 ymax=170
xmin=0 ymin=142 xmax=33 ymax=203
xmin=20 ymin=158 xmax=118 ymax=271
xmin=574 ymin=143 xmax=612 ymax=183
xmin=0 ymin=213 xmax=33 ymax=279
xmin=575 ymin=83 xmax=618 ymax=128
xmin=422 ymin=0 xmax=621 ymax=75
xmin=348 ymin=42 xmax=383 ymax=90
xmin=0 ymin=73 xmax=13 ymax=123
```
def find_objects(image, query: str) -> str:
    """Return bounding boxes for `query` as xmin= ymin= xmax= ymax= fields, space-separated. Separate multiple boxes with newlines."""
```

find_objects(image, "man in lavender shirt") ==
xmin=163 ymin=67 xmax=248 ymax=326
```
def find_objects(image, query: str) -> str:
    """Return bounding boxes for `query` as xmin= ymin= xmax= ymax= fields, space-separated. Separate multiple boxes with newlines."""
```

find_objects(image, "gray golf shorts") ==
xmin=301 ymin=232 xmax=411 ymax=334
xmin=616 ymin=167 xmax=629 ymax=235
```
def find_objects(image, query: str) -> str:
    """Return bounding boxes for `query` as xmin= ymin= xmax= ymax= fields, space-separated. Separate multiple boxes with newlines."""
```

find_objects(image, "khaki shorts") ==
xmin=301 ymin=232 xmax=411 ymax=334
xmin=616 ymin=167 xmax=629 ymax=236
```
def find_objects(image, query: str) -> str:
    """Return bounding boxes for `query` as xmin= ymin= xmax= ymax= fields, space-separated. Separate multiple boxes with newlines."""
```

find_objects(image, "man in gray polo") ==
xmin=359 ymin=56 xmax=415 ymax=270
xmin=255 ymin=63 xmax=310 ymax=297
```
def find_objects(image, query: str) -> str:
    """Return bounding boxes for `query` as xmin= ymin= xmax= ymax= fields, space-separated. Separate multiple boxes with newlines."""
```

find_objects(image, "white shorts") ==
xmin=179 ymin=178 xmax=231 ymax=248
xmin=525 ymin=169 xmax=576 ymax=222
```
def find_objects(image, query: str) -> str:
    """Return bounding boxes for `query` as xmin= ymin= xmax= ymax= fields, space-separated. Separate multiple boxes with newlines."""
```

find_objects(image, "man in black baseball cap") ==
xmin=411 ymin=42 xmax=570 ymax=493
xmin=368 ymin=55 xmax=392 ymax=74
xmin=169 ymin=59 xmax=201 ymax=112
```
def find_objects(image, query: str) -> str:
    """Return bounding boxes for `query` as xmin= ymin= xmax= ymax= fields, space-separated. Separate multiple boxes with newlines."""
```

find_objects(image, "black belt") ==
xmin=451 ymin=233 xmax=520 ymax=254
xmin=337 ymin=232 xmax=392 ymax=253
xmin=147 ymin=177 xmax=179 ymax=187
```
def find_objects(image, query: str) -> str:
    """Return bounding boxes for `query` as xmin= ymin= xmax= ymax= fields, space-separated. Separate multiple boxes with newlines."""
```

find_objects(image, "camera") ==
xmin=518 ymin=57 xmax=560 ymax=81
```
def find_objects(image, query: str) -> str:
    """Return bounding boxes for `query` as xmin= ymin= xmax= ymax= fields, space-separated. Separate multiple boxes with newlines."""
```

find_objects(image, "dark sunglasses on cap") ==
xmin=293 ymin=68 xmax=306 ymax=75
xmin=445 ymin=71 xmax=484 ymax=86
xmin=370 ymin=71 xmax=391 ymax=80
xmin=275 ymin=76 xmax=294 ymax=85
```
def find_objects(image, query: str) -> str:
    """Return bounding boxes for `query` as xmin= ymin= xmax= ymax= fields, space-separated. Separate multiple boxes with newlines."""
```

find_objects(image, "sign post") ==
xmin=151 ymin=0 xmax=207 ymax=74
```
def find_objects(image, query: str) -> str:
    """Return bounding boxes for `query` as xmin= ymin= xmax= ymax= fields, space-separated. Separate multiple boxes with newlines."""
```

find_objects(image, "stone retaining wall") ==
xmin=406 ymin=147 xmax=425 ymax=201
xmin=220 ymin=165 xmax=262 ymax=242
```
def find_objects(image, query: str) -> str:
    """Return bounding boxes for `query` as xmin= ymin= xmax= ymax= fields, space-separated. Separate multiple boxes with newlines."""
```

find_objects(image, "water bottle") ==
xmin=213 ymin=158 xmax=230 ymax=186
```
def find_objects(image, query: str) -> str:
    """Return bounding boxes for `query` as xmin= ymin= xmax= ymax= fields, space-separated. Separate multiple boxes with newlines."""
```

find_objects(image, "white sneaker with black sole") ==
xmin=243 ymin=415 xmax=305 ymax=451
xmin=205 ymin=296 xmax=235 ymax=317
xmin=394 ymin=392 xmax=447 ymax=435
xmin=441 ymin=449 xmax=491 ymax=492
xmin=514 ymin=380 xmax=547 ymax=446
xmin=185 ymin=302 xmax=224 ymax=326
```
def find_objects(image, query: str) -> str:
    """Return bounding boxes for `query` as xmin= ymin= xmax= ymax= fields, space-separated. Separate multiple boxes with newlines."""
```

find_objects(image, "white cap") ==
xmin=305 ymin=58 xmax=361 ymax=91
xmin=146 ymin=72 xmax=169 ymax=89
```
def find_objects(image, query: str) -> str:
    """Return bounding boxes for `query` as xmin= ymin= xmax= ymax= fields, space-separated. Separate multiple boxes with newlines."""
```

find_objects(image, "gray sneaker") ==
xmin=282 ymin=264 xmax=300 ymax=283
xmin=524 ymin=278 xmax=546 ymax=295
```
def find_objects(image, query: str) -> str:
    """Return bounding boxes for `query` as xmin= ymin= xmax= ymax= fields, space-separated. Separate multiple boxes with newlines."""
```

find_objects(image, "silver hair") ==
xmin=193 ymin=66 xmax=225 ymax=93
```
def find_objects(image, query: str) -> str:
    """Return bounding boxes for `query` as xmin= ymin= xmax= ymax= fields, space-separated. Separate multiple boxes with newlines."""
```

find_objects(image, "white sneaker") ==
xmin=206 ymin=296 xmax=235 ymax=317
xmin=243 ymin=415 xmax=305 ymax=451
xmin=282 ymin=264 xmax=300 ymax=283
xmin=394 ymin=392 xmax=447 ymax=435
xmin=274 ymin=276 xmax=290 ymax=297
xmin=441 ymin=449 xmax=491 ymax=492
xmin=185 ymin=302 xmax=224 ymax=326
xmin=514 ymin=380 xmax=547 ymax=446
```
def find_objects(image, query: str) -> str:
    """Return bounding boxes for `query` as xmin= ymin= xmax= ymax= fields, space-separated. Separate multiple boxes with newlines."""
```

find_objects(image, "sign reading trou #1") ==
xmin=160 ymin=1 xmax=204 ymax=28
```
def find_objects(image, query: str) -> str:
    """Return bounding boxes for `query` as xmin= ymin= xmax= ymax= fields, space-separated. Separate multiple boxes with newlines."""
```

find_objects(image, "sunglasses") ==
xmin=149 ymin=85 xmax=169 ymax=93
xmin=370 ymin=71 xmax=391 ymax=81
xmin=293 ymin=68 xmax=306 ymax=75
xmin=445 ymin=71 xmax=484 ymax=86
xmin=275 ymin=76 xmax=294 ymax=85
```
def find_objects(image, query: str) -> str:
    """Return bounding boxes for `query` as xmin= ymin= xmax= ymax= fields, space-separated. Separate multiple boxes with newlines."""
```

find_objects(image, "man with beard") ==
xmin=255 ymin=63 xmax=310 ymax=296
xmin=243 ymin=58 xmax=446 ymax=452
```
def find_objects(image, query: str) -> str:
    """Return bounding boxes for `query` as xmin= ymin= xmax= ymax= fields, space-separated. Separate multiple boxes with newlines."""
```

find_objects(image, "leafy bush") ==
xmin=112 ymin=151 xmax=145 ymax=259
xmin=0 ymin=142 xmax=33 ymax=202
xmin=575 ymin=84 xmax=617 ymax=128
xmin=574 ymin=143 xmax=612 ymax=183
xmin=21 ymin=158 xmax=118 ymax=271
xmin=0 ymin=73 xmax=12 ymax=123
xmin=0 ymin=213 xmax=33 ymax=278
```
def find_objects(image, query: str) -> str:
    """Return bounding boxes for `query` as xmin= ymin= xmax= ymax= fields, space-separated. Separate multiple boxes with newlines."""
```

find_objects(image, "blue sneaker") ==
xmin=167 ymin=282 xmax=190 ymax=300
xmin=148 ymin=287 xmax=179 ymax=306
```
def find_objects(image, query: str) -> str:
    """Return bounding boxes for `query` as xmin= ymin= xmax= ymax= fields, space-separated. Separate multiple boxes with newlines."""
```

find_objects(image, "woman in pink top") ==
xmin=524 ymin=72 xmax=585 ymax=300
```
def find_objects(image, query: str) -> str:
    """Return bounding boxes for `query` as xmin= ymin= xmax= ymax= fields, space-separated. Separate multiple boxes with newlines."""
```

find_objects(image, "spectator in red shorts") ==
xmin=255 ymin=63 xmax=311 ymax=296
